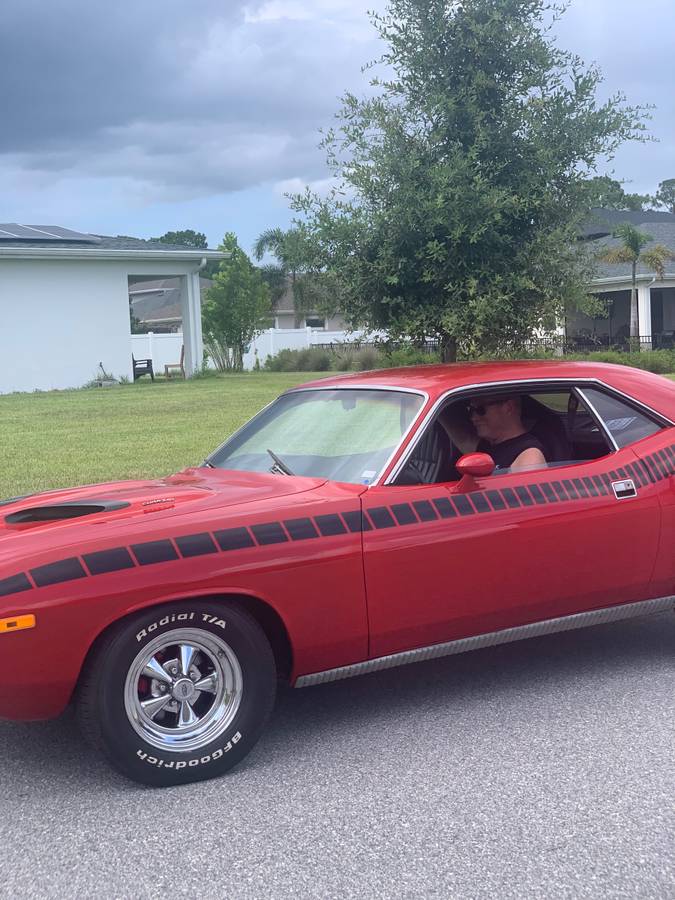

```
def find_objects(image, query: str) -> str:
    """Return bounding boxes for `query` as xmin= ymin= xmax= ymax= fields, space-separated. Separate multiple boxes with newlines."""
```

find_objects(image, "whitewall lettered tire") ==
xmin=76 ymin=601 xmax=277 ymax=786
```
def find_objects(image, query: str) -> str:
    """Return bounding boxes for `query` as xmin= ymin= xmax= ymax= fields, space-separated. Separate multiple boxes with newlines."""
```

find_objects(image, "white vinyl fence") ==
xmin=131 ymin=332 xmax=186 ymax=374
xmin=131 ymin=328 xmax=377 ymax=373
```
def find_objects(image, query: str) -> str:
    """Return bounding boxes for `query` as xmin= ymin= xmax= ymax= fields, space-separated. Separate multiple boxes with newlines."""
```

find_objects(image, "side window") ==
xmin=580 ymin=389 xmax=663 ymax=449
xmin=393 ymin=386 xmax=618 ymax=487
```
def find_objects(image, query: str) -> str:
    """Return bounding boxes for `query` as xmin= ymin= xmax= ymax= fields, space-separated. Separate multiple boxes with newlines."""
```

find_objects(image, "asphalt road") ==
xmin=1 ymin=613 xmax=673 ymax=900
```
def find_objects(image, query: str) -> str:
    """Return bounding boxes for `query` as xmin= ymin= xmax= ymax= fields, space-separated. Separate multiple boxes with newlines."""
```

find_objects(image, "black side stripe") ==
xmin=486 ymin=490 xmax=506 ymax=510
xmin=625 ymin=463 xmax=644 ymax=488
xmin=284 ymin=518 xmax=320 ymax=540
xmin=648 ymin=454 xmax=666 ymax=479
xmin=433 ymin=497 xmax=456 ymax=518
xmin=368 ymin=507 xmax=396 ymax=529
xmin=31 ymin=557 xmax=86 ymax=587
xmin=501 ymin=488 xmax=521 ymax=509
xmin=413 ymin=500 xmax=438 ymax=521
xmin=315 ymin=514 xmax=348 ymax=536
xmin=214 ymin=527 xmax=255 ymax=551
xmin=642 ymin=456 xmax=659 ymax=482
xmin=552 ymin=482 xmax=567 ymax=501
xmin=528 ymin=484 xmax=547 ymax=505
xmin=572 ymin=478 xmax=588 ymax=498
xmin=515 ymin=486 xmax=534 ymax=507
xmin=541 ymin=482 xmax=558 ymax=503
xmin=468 ymin=492 xmax=491 ymax=513
xmin=562 ymin=480 xmax=579 ymax=500
xmin=342 ymin=510 xmax=370 ymax=532
xmin=0 ymin=573 xmax=32 ymax=597
xmin=658 ymin=450 xmax=674 ymax=476
xmin=251 ymin=522 xmax=288 ymax=545
xmin=83 ymin=547 xmax=135 ymax=575
xmin=391 ymin=503 xmax=418 ymax=525
xmin=582 ymin=477 xmax=598 ymax=497
xmin=175 ymin=533 xmax=218 ymax=558
xmin=132 ymin=540 xmax=179 ymax=565
xmin=452 ymin=495 xmax=475 ymax=516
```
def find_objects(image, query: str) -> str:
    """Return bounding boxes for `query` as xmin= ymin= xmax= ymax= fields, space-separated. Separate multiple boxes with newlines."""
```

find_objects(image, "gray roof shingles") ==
xmin=583 ymin=209 xmax=675 ymax=280
xmin=0 ymin=230 xmax=219 ymax=253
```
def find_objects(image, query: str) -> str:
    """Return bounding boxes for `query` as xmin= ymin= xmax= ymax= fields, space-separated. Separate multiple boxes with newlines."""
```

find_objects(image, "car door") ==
xmin=578 ymin=386 xmax=675 ymax=602
xmin=360 ymin=386 xmax=663 ymax=659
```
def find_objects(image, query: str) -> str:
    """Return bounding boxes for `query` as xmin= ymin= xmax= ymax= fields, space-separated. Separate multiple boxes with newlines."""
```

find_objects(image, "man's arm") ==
xmin=441 ymin=411 xmax=478 ymax=455
xmin=510 ymin=447 xmax=546 ymax=472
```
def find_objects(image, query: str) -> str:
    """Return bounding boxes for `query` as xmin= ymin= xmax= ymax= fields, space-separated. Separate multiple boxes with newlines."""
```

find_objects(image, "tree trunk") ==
xmin=440 ymin=335 xmax=457 ymax=363
xmin=630 ymin=261 xmax=639 ymax=340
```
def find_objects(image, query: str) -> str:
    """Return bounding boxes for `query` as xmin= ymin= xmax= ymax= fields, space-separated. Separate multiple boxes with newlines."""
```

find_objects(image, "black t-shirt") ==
xmin=477 ymin=432 xmax=545 ymax=471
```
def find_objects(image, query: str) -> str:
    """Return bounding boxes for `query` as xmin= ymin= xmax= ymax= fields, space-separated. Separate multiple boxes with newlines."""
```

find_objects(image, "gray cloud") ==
xmin=0 ymin=0 xmax=385 ymax=197
xmin=1 ymin=0 xmax=673 ymax=208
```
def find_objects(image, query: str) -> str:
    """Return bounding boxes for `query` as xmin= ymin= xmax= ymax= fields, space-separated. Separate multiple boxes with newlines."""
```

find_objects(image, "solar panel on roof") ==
xmin=0 ymin=224 xmax=101 ymax=244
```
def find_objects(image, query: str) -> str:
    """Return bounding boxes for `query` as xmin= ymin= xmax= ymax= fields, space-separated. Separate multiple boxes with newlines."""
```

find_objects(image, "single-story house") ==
xmin=0 ymin=225 xmax=226 ymax=394
xmin=567 ymin=208 xmax=675 ymax=347
xmin=272 ymin=277 xmax=347 ymax=331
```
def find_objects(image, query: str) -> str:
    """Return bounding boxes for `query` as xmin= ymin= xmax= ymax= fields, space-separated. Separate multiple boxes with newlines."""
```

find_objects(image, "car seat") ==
xmin=521 ymin=395 xmax=572 ymax=463
xmin=397 ymin=422 xmax=453 ymax=484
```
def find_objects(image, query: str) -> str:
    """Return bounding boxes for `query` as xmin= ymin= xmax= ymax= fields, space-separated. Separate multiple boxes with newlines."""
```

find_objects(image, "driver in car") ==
xmin=447 ymin=395 xmax=547 ymax=472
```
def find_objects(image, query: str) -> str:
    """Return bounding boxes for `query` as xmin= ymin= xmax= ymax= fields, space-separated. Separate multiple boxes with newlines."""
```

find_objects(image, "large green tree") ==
xmin=597 ymin=224 xmax=674 ymax=339
xmin=202 ymin=234 xmax=271 ymax=371
xmin=154 ymin=229 xmax=208 ymax=248
xmin=655 ymin=178 xmax=675 ymax=215
xmin=583 ymin=176 xmax=652 ymax=212
xmin=295 ymin=0 xmax=649 ymax=359
xmin=155 ymin=229 xmax=222 ymax=278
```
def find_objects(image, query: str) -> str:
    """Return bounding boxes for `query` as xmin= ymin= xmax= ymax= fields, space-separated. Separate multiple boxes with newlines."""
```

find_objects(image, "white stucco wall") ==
xmin=0 ymin=257 xmax=203 ymax=394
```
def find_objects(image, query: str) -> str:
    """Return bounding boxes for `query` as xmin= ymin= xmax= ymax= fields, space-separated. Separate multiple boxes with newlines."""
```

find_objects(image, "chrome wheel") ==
xmin=123 ymin=628 xmax=243 ymax=752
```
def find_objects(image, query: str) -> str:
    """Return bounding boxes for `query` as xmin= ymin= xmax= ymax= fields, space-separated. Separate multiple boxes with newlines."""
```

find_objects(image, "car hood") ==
xmin=0 ymin=467 xmax=326 ymax=542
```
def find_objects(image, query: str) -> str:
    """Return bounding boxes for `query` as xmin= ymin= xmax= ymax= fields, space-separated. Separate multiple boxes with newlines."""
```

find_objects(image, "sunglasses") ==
xmin=467 ymin=399 xmax=504 ymax=417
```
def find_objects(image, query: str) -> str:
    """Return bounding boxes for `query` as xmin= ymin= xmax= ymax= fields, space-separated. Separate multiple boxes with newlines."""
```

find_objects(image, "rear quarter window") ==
xmin=580 ymin=389 xmax=664 ymax=448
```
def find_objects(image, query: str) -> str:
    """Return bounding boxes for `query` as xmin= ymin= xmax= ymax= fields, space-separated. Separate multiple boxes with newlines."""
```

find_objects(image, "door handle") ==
xmin=611 ymin=479 xmax=637 ymax=499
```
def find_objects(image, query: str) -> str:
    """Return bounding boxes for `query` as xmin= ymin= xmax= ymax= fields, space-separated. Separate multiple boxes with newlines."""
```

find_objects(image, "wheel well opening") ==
xmin=225 ymin=594 xmax=293 ymax=681
xmin=79 ymin=593 xmax=294 ymax=689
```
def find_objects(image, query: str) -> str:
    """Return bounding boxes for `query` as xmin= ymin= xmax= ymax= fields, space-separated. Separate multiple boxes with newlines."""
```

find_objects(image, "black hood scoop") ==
xmin=5 ymin=500 xmax=130 ymax=525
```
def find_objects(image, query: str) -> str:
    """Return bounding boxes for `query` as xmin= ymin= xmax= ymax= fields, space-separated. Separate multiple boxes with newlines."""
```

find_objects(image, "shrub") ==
xmin=382 ymin=347 xmax=442 ymax=367
xmin=264 ymin=347 xmax=332 ymax=372
xmin=350 ymin=347 xmax=383 ymax=370
xmin=333 ymin=350 xmax=356 ymax=371
xmin=298 ymin=348 xmax=332 ymax=371
xmin=264 ymin=349 xmax=302 ymax=371
xmin=585 ymin=349 xmax=675 ymax=374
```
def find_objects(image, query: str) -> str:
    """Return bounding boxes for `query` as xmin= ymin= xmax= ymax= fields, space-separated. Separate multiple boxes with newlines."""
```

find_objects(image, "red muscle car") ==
xmin=1 ymin=360 xmax=674 ymax=786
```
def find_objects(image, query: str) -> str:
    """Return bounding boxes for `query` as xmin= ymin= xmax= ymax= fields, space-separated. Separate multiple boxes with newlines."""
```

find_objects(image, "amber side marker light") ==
xmin=0 ymin=614 xmax=36 ymax=635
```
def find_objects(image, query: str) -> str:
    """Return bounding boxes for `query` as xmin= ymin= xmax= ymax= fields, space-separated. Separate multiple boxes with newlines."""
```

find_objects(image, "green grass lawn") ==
xmin=0 ymin=373 xmax=331 ymax=498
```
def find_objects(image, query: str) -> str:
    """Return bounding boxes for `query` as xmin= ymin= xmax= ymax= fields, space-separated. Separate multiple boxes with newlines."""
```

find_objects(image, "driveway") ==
xmin=1 ymin=613 xmax=673 ymax=899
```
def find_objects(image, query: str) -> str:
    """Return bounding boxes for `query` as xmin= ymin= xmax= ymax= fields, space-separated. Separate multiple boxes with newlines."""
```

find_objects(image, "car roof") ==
xmin=293 ymin=360 xmax=675 ymax=416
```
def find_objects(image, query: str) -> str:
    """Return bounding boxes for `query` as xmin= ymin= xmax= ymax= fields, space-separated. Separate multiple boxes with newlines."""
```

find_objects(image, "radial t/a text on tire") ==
xmin=76 ymin=601 xmax=277 ymax=786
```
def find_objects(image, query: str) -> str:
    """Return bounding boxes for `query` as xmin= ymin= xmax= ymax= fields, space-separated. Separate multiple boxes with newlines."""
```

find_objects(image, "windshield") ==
xmin=208 ymin=388 xmax=425 ymax=485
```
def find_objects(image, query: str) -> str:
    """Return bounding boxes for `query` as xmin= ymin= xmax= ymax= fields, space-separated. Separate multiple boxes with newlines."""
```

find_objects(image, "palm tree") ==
xmin=253 ymin=226 xmax=321 ymax=325
xmin=597 ymin=223 xmax=674 ymax=341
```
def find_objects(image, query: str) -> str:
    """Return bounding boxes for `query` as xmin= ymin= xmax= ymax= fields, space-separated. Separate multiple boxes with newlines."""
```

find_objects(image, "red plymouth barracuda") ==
xmin=1 ymin=361 xmax=674 ymax=786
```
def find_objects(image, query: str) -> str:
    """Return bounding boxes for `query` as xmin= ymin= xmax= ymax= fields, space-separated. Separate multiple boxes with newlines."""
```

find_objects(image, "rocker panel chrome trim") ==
xmin=294 ymin=595 xmax=675 ymax=687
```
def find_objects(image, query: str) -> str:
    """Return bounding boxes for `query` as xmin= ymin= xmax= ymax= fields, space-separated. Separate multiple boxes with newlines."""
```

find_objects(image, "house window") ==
xmin=305 ymin=317 xmax=325 ymax=329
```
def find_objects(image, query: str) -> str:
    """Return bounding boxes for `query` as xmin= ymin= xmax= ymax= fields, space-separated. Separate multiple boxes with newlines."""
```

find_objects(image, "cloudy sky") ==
xmin=2 ymin=0 xmax=674 ymax=253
